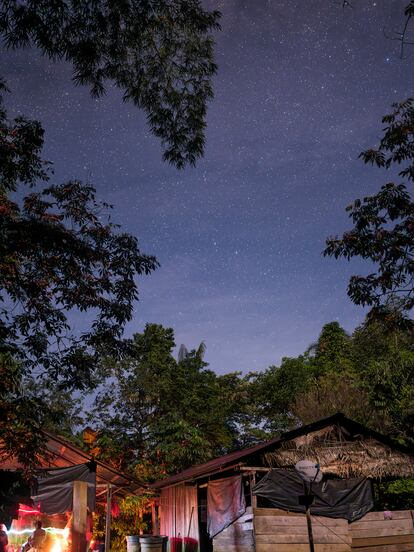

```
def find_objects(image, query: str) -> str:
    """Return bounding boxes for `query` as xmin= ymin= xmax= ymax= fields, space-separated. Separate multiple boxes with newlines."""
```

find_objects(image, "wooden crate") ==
xmin=253 ymin=508 xmax=351 ymax=552
xmin=350 ymin=510 xmax=414 ymax=551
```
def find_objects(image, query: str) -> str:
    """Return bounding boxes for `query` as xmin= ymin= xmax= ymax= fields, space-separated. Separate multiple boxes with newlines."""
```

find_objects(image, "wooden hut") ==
xmin=151 ymin=413 xmax=414 ymax=552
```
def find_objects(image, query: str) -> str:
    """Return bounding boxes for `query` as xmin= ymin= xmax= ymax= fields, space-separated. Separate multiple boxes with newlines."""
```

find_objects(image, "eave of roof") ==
xmin=43 ymin=431 xmax=149 ymax=495
xmin=1 ymin=430 xmax=148 ymax=497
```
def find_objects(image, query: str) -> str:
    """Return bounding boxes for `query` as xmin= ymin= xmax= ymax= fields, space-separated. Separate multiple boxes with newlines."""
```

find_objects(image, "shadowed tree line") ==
xmin=0 ymin=0 xmax=219 ymax=472
xmin=51 ymin=319 xmax=412 ymax=480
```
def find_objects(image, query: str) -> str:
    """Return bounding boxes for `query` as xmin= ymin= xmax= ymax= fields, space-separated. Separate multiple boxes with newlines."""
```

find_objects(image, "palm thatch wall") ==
xmin=264 ymin=424 xmax=414 ymax=479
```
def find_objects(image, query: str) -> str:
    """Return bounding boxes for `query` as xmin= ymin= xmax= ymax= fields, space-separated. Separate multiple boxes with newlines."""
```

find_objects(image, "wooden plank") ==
xmin=254 ymin=516 xmax=347 ymax=533
xmin=351 ymin=545 xmax=414 ymax=552
xmin=355 ymin=511 xmax=413 ymax=522
xmin=214 ymin=533 xmax=254 ymax=541
xmin=214 ymin=548 xmax=253 ymax=552
xmin=254 ymin=509 xmax=413 ymax=520
xmin=72 ymin=480 xmax=88 ymax=552
xmin=255 ymin=516 xmax=308 ymax=528
xmin=350 ymin=519 xmax=414 ymax=532
xmin=219 ymin=523 xmax=251 ymax=536
xmin=214 ymin=535 xmax=254 ymax=544
xmin=214 ymin=533 xmax=254 ymax=540
xmin=311 ymin=522 xmax=350 ymax=534
xmin=254 ymin=508 xmax=306 ymax=517
xmin=241 ymin=522 xmax=253 ymax=531
xmin=256 ymin=544 xmax=350 ymax=552
xmin=213 ymin=546 xmax=254 ymax=552
xmin=254 ymin=525 xmax=349 ymax=536
xmin=351 ymin=526 xmax=414 ymax=539
xmin=256 ymin=533 xmax=351 ymax=545
xmin=214 ymin=540 xmax=254 ymax=548
xmin=255 ymin=515 xmax=348 ymax=526
xmin=351 ymin=534 xmax=414 ymax=547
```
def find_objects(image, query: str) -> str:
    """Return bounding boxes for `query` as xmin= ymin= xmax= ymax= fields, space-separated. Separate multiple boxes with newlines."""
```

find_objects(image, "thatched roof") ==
xmin=264 ymin=424 xmax=414 ymax=479
xmin=151 ymin=414 xmax=414 ymax=489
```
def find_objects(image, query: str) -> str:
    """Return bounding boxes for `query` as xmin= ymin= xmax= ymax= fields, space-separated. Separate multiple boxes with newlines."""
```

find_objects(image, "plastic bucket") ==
xmin=161 ymin=536 xmax=168 ymax=552
xmin=126 ymin=535 xmax=141 ymax=552
xmin=139 ymin=535 xmax=165 ymax=552
xmin=170 ymin=537 xmax=182 ymax=552
xmin=183 ymin=538 xmax=197 ymax=552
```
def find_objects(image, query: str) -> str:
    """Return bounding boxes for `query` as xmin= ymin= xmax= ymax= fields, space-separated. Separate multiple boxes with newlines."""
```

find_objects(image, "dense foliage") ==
xmin=91 ymin=324 xmax=248 ymax=477
xmin=0 ymin=84 xmax=158 ymax=390
xmin=0 ymin=0 xmax=220 ymax=168
xmin=0 ymin=353 xmax=46 ymax=471
xmin=325 ymin=99 xmax=414 ymax=327
xmin=92 ymin=495 xmax=153 ymax=552
xmin=82 ymin=318 xmax=414 ymax=484
xmin=0 ymin=352 xmax=84 ymax=471
xmin=0 ymin=0 xmax=220 ymax=469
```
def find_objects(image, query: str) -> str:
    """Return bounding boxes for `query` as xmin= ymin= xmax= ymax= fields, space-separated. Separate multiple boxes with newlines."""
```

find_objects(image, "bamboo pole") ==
xmin=105 ymin=484 xmax=112 ymax=552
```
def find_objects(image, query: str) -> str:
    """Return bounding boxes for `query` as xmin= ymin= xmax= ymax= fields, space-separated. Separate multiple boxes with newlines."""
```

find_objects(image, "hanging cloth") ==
xmin=207 ymin=475 xmax=246 ymax=537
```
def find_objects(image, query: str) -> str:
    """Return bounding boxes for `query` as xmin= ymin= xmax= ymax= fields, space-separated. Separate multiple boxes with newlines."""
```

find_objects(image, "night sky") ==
xmin=2 ymin=1 xmax=414 ymax=374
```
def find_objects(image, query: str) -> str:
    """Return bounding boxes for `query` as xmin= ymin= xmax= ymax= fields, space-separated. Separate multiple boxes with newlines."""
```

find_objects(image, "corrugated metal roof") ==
xmin=44 ymin=432 xmax=148 ymax=496
xmin=1 ymin=431 xmax=147 ymax=497
xmin=150 ymin=438 xmax=279 ymax=489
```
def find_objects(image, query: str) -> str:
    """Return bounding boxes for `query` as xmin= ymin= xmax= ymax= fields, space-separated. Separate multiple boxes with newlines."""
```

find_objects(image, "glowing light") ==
xmin=7 ymin=528 xmax=67 ymax=536
xmin=18 ymin=503 xmax=41 ymax=515
xmin=50 ymin=539 xmax=62 ymax=552
xmin=6 ymin=529 xmax=33 ymax=536
xmin=62 ymin=527 xmax=69 ymax=541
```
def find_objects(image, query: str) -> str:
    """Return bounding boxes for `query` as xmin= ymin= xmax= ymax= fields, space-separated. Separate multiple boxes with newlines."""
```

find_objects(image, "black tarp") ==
xmin=32 ymin=463 xmax=96 ymax=514
xmin=253 ymin=469 xmax=373 ymax=522
xmin=207 ymin=475 xmax=246 ymax=537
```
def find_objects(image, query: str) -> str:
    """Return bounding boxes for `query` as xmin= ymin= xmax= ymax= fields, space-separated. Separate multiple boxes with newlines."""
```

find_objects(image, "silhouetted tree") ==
xmin=325 ymin=99 xmax=414 ymax=328
xmin=0 ymin=0 xmax=220 ymax=168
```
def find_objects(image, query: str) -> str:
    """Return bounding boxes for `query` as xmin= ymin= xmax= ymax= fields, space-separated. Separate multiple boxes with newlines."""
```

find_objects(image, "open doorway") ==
xmin=197 ymin=485 xmax=212 ymax=552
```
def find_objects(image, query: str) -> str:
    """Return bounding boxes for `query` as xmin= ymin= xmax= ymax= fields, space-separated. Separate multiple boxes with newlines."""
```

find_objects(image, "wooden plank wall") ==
xmin=213 ymin=507 xmax=414 ymax=552
xmin=350 ymin=510 xmax=414 ymax=551
xmin=253 ymin=508 xmax=351 ymax=552
xmin=212 ymin=506 xmax=254 ymax=552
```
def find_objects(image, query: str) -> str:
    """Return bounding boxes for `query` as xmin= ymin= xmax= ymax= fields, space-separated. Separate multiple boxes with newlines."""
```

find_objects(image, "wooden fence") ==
xmin=349 ymin=510 xmax=414 ymax=551
xmin=253 ymin=508 xmax=414 ymax=552
xmin=212 ymin=507 xmax=414 ymax=552
xmin=253 ymin=508 xmax=351 ymax=552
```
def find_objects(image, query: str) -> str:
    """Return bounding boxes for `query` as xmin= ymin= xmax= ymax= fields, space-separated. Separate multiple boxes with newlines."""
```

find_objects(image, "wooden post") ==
xmin=151 ymin=501 xmax=160 ymax=536
xmin=105 ymin=484 xmax=112 ymax=552
xmin=305 ymin=507 xmax=315 ymax=552
xmin=250 ymin=472 xmax=257 ymax=509
xmin=139 ymin=509 xmax=143 ymax=536
xmin=304 ymin=482 xmax=315 ymax=552
xmin=73 ymin=481 xmax=88 ymax=552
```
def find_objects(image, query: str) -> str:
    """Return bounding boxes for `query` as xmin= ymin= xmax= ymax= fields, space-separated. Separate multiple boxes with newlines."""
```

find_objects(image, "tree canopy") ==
xmin=0 ymin=0 xmax=221 ymax=469
xmin=0 ymin=79 xmax=157 ymax=468
xmin=0 ymin=83 xmax=158 ymax=389
xmin=90 ymin=323 xmax=247 ymax=477
xmin=0 ymin=0 xmax=220 ymax=168
xmin=80 ymin=317 xmax=414 ymax=485
xmin=325 ymin=99 xmax=414 ymax=327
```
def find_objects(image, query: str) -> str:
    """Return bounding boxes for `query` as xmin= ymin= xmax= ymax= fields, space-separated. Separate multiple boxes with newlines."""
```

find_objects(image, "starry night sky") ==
xmin=2 ymin=1 xmax=414 ymax=374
